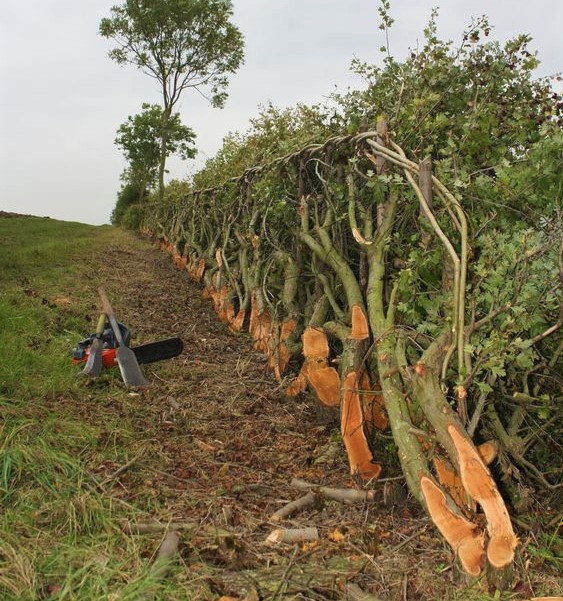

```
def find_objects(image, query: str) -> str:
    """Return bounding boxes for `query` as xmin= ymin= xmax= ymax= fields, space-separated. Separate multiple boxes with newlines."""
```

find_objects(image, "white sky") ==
xmin=0 ymin=0 xmax=561 ymax=226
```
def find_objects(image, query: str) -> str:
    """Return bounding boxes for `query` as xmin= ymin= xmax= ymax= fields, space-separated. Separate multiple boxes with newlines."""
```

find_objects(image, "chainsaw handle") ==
xmin=98 ymin=288 xmax=127 ymax=348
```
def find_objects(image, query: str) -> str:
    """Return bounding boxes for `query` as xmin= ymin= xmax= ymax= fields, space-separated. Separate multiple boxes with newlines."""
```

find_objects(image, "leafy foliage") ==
xmin=140 ymin=8 xmax=562 ymax=518
xmin=115 ymin=103 xmax=196 ymax=205
xmin=100 ymin=0 xmax=245 ymax=200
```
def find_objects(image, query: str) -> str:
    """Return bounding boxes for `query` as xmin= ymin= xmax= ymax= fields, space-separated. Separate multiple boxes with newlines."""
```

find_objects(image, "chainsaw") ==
xmin=72 ymin=324 xmax=183 ymax=369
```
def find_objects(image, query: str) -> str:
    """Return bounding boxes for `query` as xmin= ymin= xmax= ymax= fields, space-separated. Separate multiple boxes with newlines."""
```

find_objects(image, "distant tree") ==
xmin=110 ymin=179 xmax=144 ymax=226
xmin=115 ymin=103 xmax=196 ymax=204
xmin=100 ymin=0 xmax=244 ymax=200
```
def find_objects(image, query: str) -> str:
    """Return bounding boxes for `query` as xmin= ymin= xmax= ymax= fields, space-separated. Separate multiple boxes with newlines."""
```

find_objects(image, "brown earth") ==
xmin=60 ymin=232 xmax=559 ymax=601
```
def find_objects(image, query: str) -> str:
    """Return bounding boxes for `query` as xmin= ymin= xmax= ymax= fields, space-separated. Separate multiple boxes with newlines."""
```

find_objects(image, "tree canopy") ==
xmin=100 ymin=0 xmax=245 ymax=199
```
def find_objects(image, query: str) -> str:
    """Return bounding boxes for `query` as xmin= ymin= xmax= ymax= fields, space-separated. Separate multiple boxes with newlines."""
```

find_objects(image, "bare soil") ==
xmin=63 ymin=232 xmax=560 ymax=600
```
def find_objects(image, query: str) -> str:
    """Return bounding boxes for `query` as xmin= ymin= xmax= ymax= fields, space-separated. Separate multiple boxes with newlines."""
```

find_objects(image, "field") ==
xmin=0 ymin=213 xmax=560 ymax=600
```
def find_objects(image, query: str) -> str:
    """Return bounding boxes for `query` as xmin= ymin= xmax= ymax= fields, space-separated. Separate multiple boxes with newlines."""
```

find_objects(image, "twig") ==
xmin=271 ymin=544 xmax=300 ymax=600
xmin=270 ymin=491 xmax=318 ymax=522
xmin=387 ymin=526 xmax=428 ymax=554
xmin=99 ymin=451 xmax=144 ymax=487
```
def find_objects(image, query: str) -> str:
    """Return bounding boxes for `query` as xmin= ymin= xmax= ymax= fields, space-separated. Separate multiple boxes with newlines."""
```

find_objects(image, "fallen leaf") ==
xmin=328 ymin=528 xmax=346 ymax=542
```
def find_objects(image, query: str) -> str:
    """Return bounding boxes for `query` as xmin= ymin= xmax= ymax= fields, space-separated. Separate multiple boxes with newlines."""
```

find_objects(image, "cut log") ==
xmin=349 ymin=304 xmax=370 ymax=340
xmin=447 ymin=425 xmax=518 ymax=569
xmin=341 ymin=372 xmax=382 ymax=480
xmin=420 ymin=476 xmax=485 ymax=576
xmin=266 ymin=527 xmax=319 ymax=545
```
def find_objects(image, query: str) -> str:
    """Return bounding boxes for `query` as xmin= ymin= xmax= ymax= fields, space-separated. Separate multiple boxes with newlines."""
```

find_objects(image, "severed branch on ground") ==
xmin=123 ymin=520 xmax=195 ymax=535
xmin=266 ymin=527 xmax=319 ymax=545
xmin=290 ymin=478 xmax=376 ymax=504
xmin=150 ymin=530 xmax=181 ymax=578
xmin=270 ymin=491 xmax=318 ymax=522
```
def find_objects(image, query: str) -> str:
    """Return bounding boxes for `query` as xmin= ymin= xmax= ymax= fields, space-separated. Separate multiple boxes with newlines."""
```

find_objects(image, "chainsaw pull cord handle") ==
xmin=98 ymin=288 xmax=127 ymax=348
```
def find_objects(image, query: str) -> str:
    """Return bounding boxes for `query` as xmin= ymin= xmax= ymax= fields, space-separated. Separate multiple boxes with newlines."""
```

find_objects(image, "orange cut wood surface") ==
xmin=228 ymin=309 xmax=246 ymax=333
xmin=341 ymin=372 xmax=382 ymax=480
xmin=302 ymin=327 xmax=329 ymax=360
xmin=420 ymin=476 xmax=485 ymax=576
xmin=286 ymin=369 xmax=308 ymax=397
xmin=447 ymin=425 xmax=518 ymax=569
xmin=349 ymin=304 xmax=370 ymax=340
xmin=357 ymin=371 xmax=388 ymax=432
xmin=433 ymin=455 xmax=474 ymax=512
xmin=307 ymin=365 xmax=341 ymax=406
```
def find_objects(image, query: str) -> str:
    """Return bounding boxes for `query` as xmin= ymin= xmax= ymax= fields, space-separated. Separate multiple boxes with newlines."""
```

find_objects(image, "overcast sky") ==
xmin=1 ymin=1 xmax=561 ymax=226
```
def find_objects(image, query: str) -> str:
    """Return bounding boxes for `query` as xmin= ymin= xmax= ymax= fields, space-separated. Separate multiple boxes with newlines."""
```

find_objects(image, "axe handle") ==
xmin=98 ymin=288 xmax=127 ymax=348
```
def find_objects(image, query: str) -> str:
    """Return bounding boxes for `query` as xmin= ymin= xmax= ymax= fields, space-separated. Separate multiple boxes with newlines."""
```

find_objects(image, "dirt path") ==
xmin=74 ymin=234 xmax=471 ymax=600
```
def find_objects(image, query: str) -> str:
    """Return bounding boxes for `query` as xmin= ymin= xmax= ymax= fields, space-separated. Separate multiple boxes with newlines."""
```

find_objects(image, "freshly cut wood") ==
xmin=270 ymin=491 xmax=318 ymax=522
xmin=228 ymin=309 xmax=246 ymax=333
xmin=280 ymin=318 xmax=297 ymax=343
xmin=266 ymin=527 xmax=319 ymax=545
xmin=249 ymin=294 xmax=273 ymax=353
xmin=349 ymin=304 xmax=370 ymax=340
xmin=274 ymin=318 xmax=297 ymax=379
xmin=341 ymin=371 xmax=382 ymax=480
xmin=433 ymin=441 xmax=499 ymax=512
xmin=286 ymin=326 xmax=341 ymax=406
xmin=286 ymin=369 xmax=308 ymax=397
xmin=433 ymin=455 xmax=473 ymax=512
xmin=447 ymin=425 xmax=518 ymax=569
xmin=307 ymin=365 xmax=341 ymax=406
xmin=357 ymin=371 xmax=388 ymax=432
xmin=195 ymin=257 xmax=206 ymax=281
xmin=290 ymin=478 xmax=376 ymax=504
xmin=420 ymin=476 xmax=485 ymax=576
xmin=302 ymin=326 xmax=330 ymax=359
xmin=172 ymin=253 xmax=187 ymax=270
xmin=225 ymin=303 xmax=235 ymax=324
xmin=477 ymin=440 xmax=498 ymax=465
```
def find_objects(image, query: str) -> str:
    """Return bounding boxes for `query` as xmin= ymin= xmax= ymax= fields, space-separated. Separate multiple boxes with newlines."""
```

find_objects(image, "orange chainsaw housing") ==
xmin=71 ymin=348 xmax=118 ymax=369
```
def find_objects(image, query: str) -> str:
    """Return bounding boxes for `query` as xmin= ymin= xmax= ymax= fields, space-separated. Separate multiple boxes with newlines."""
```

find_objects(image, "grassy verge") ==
xmin=0 ymin=215 xmax=211 ymax=600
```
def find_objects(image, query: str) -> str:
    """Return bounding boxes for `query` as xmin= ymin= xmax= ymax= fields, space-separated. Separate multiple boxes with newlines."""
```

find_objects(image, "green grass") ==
xmin=0 ymin=216 xmax=107 ymax=399
xmin=0 ymin=215 xmax=212 ymax=600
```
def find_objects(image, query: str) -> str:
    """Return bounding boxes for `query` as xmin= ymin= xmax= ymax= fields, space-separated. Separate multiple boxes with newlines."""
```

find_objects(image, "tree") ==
xmin=115 ymin=103 xmax=196 ymax=204
xmin=100 ymin=0 xmax=244 ymax=199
